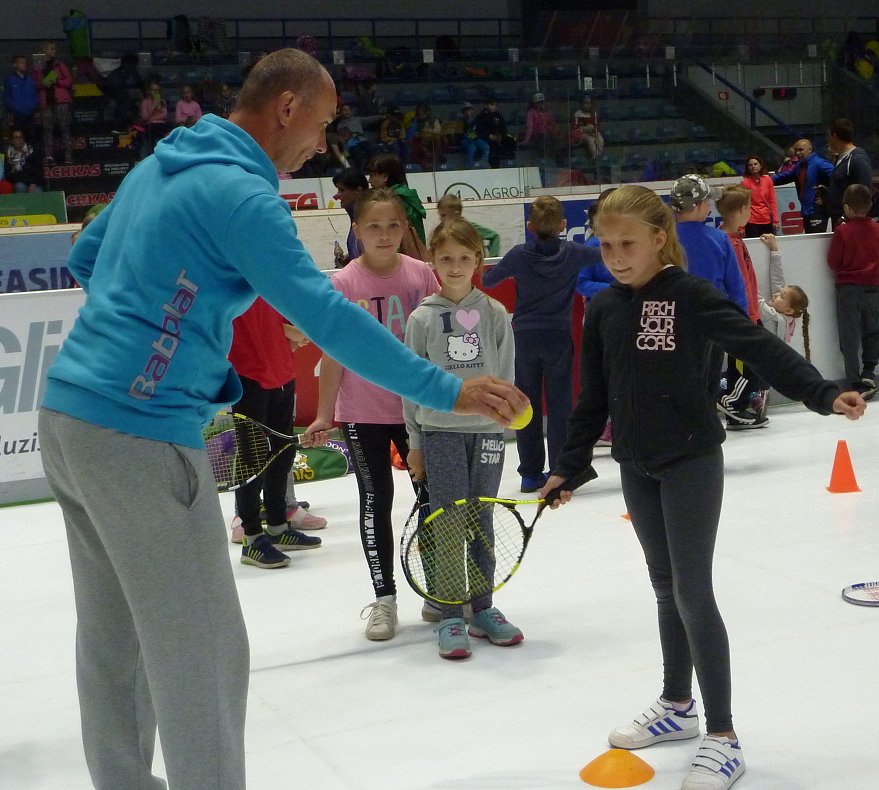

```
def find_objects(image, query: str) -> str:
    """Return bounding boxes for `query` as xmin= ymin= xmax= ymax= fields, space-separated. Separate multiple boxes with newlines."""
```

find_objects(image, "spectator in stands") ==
xmin=33 ymin=41 xmax=74 ymax=165
xmin=354 ymin=80 xmax=386 ymax=131
xmin=336 ymin=103 xmax=374 ymax=168
xmin=4 ymin=54 xmax=38 ymax=144
xmin=332 ymin=167 xmax=368 ymax=266
xmin=216 ymin=82 xmax=237 ymax=118
xmin=476 ymin=96 xmax=510 ymax=169
xmin=459 ymin=101 xmax=490 ymax=169
xmin=407 ymin=103 xmax=444 ymax=171
xmin=772 ymin=139 xmax=834 ymax=234
xmin=520 ymin=92 xmax=559 ymax=164
xmin=822 ymin=118 xmax=875 ymax=229
xmin=140 ymin=80 xmax=169 ymax=156
xmin=740 ymin=154 xmax=778 ymax=237
xmin=104 ymin=52 xmax=145 ymax=131
xmin=4 ymin=129 xmax=43 ymax=192
xmin=378 ymin=104 xmax=407 ymax=161
xmin=569 ymin=94 xmax=604 ymax=161
xmin=174 ymin=84 xmax=203 ymax=128
xmin=436 ymin=194 xmax=500 ymax=256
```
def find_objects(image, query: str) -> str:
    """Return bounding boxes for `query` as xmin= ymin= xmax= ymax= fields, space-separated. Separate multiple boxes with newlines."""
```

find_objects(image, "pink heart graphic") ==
xmin=456 ymin=309 xmax=480 ymax=331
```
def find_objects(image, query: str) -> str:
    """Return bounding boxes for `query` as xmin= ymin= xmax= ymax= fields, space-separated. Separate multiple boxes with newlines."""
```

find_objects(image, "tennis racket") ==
xmin=204 ymin=412 xmax=304 ymax=492
xmin=841 ymin=581 xmax=879 ymax=607
xmin=401 ymin=469 xmax=595 ymax=606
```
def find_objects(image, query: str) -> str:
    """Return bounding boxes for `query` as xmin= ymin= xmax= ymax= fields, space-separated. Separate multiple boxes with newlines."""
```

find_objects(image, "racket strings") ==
xmin=404 ymin=500 xmax=526 ymax=605
xmin=204 ymin=413 xmax=272 ymax=489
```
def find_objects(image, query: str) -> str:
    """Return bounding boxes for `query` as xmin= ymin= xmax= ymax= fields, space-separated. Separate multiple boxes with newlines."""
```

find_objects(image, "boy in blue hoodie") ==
xmin=483 ymin=195 xmax=602 ymax=492
xmin=38 ymin=49 xmax=527 ymax=790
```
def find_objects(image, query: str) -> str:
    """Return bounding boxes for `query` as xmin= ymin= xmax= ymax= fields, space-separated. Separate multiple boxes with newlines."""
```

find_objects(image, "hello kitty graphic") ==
xmin=447 ymin=332 xmax=481 ymax=361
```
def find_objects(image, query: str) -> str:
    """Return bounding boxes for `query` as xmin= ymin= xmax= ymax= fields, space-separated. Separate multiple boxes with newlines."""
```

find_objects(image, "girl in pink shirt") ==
xmin=174 ymin=84 xmax=203 ymax=127
xmin=306 ymin=188 xmax=439 ymax=641
xmin=740 ymin=154 xmax=778 ymax=237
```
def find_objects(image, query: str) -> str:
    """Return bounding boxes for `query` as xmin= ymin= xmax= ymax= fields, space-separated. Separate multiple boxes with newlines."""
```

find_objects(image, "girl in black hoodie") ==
xmin=542 ymin=184 xmax=865 ymax=790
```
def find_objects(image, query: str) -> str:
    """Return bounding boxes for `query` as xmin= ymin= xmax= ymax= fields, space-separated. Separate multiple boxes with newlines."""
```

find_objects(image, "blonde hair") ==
xmin=528 ymin=195 xmax=565 ymax=239
xmin=715 ymin=185 xmax=751 ymax=218
xmin=429 ymin=218 xmax=485 ymax=274
xmin=594 ymin=185 xmax=687 ymax=269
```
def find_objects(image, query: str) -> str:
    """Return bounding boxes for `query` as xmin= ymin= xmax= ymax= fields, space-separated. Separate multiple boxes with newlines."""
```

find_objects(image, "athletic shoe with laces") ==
xmin=288 ymin=506 xmax=327 ymax=530
xmin=725 ymin=414 xmax=769 ymax=431
xmin=468 ymin=607 xmax=524 ymax=645
xmin=608 ymin=697 xmax=700 ymax=749
xmin=437 ymin=617 xmax=471 ymax=659
xmin=265 ymin=524 xmax=322 ymax=551
xmin=421 ymin=600 xmax=472 ymax=623
xmin=240 ymin=534 xmax=290 ymax=569
xmin=361 ymin=596 xmax=397 ymax=641
xmin=681 ymin=735 xmax=745 ymax=789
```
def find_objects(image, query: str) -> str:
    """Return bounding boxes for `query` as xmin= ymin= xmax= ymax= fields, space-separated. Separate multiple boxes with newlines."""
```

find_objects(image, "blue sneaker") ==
xmin=468 ymin=607 xmax=524 ymax=646
xmin=241 ymin=534 xmax=291 ymax=569
xmin=265 ymin=524 xmax=322 ymax=551
xmin=520 ymin=473 xmax=547 ymax=493
xmin=437 ymin=617 xmax=471 ymax=659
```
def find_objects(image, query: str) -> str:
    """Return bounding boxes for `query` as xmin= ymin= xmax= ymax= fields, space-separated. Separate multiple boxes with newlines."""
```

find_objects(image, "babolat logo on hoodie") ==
xmin=128 ymin=270 xmax=199 ymax=400
xmin=636 ymin=300 xmax=676 ymax=351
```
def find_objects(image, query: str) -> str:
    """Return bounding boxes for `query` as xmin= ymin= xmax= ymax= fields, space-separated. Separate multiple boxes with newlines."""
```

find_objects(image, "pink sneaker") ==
xmin=288 ymin=506 xmax=327 ymax=530
xmin=230 ymin=514 xmax=244 ymax=544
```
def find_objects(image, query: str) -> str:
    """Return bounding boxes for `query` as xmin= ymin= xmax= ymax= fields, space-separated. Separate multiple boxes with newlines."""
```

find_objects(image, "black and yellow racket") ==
xmin=203 ymin=412 xmax=303 ymax=492
xmin=401 ymin=470 xmax=594 ymax=606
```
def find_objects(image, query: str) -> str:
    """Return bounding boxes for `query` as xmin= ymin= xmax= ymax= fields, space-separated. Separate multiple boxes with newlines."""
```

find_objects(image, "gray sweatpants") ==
xmin=39 ymin=409 xmax=249 ymax=789
xmin=421 ymin=431 xmax=504 ymax=619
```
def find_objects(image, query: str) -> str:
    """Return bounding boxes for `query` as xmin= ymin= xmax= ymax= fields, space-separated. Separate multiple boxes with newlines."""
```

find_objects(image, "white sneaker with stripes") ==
xmin=681 ymin=735 xmax=745 ymax=789
xmin=608 ymin=697 xmax=700 ymax=749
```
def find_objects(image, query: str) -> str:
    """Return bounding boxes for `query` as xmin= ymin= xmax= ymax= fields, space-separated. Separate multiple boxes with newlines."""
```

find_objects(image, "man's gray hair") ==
xmin=236 ymin=49 xmax=328 ymax=113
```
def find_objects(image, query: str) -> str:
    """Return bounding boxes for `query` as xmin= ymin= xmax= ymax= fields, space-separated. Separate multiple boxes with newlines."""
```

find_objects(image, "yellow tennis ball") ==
xmin=509 ymin=402 xmax=533 ymax=431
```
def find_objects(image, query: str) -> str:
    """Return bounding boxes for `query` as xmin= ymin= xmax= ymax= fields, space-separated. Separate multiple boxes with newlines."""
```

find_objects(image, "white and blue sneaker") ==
xmin=608 ymin=697 xmax=700 ymax=749
xmin=681 ymin=735 xmax=745 ymax=789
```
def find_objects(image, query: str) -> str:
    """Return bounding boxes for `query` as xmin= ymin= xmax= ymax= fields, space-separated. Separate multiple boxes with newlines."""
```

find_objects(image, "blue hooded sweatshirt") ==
xmin=43 ymin=114 xmax=460 ymax=448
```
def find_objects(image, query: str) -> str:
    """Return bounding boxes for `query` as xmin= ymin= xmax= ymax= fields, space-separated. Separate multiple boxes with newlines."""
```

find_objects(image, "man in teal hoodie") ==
xmin=39 ymin=49 xmax=526 ymax=790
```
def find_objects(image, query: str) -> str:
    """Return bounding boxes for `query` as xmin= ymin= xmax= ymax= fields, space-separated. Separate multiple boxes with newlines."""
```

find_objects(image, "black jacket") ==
xmin=827 ymin=146 xmax=874 ymax=218
xmin=555 ymin=267 xmax=840 ymax=479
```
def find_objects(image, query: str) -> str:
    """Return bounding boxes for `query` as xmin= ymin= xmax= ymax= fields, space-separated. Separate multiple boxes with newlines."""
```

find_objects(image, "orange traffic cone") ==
xmin=827 ymin=440 xmax=861 ymax=493
xmin=579 ymin=748 xmax=655 ymax=787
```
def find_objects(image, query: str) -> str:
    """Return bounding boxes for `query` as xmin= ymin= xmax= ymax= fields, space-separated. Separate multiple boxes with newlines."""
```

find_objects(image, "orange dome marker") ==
xmin=579 ymin=748 xmax=655 ymax=787
xmin=621 ymin=513 xmax=631 ymax=521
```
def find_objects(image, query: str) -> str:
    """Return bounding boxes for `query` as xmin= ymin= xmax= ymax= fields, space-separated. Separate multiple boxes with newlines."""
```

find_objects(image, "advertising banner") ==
xmin=0 ymin=192 xmax=68 ymax=226
xmin=0 ymin=288 xmax=84 ymax=490
xmin=0 ymin=230 xmax=77 ymax=293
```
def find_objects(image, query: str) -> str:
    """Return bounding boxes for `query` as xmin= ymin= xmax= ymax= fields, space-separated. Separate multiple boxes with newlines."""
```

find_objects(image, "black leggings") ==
xmin=342 ymin=422 xmax=413 ymax=599
xmin=619 ymin=447 xmax=733 ymax=733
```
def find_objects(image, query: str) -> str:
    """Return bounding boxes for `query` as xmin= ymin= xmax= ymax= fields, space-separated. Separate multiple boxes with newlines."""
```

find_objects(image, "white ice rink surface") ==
xmin=2 ymin=403 xmax=878 ymax=790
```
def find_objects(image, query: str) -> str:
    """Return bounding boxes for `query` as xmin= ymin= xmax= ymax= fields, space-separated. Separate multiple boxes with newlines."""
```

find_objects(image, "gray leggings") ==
xmin=421 ymin=430 xmax=505 ymax=619
xmin=39 ymin=409 xmax=249 ymax=789
xmin=619 ymin=447 xmax=732 ymax=734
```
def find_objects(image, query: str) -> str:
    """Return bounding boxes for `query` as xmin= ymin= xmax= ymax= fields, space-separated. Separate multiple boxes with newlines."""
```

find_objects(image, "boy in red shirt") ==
xmin=828 ymin=184 xmax=879 ymax=398
xmin=228 ymin=298 xmax=325 ymax=568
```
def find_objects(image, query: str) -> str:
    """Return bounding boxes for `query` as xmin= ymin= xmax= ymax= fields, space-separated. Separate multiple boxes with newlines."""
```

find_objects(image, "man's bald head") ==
xmin=793 ymin=139 xmax=813 ymax=157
